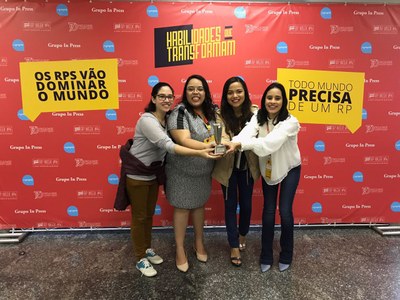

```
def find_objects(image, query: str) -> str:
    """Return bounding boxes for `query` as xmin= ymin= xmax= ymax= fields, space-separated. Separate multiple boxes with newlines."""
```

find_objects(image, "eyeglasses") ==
xmin=186 ymin=86 xmax=204 ymax=93
xmin=156 ymin=94 xmax=174 ymax=101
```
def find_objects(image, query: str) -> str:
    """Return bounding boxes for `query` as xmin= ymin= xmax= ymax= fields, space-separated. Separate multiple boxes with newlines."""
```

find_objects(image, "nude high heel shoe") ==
xmin=176 ymin=252 xmax=189 ymax=272
xmin=193 ymin=246 xmax=208 ymax=263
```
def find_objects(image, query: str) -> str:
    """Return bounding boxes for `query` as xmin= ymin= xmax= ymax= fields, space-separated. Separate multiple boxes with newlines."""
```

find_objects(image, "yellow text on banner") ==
xmin=277 ymin=68 xmax=364 ymax=133
xmin=20 ymin=59 xmax=119 ymax=121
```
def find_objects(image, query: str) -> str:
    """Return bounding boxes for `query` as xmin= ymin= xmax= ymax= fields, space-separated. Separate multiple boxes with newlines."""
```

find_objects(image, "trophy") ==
xmin=212 ymin=123 xmax=226 ymax=155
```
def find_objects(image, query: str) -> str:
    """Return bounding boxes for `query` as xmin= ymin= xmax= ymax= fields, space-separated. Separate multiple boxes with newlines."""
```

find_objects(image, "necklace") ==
xmin=196 ymin=112 xmax=211 ymax=132
xmin=151 ymin=112 xmax=165 ymax=127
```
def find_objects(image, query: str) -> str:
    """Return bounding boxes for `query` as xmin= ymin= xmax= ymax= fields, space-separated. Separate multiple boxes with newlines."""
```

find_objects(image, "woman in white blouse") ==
xmin=230 ymin=82 xmax=301 ymax=273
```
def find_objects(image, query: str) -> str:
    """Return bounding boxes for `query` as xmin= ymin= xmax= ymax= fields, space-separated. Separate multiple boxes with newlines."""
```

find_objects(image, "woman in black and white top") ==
xmin=212 ymin=76 xmax=260 ymax=268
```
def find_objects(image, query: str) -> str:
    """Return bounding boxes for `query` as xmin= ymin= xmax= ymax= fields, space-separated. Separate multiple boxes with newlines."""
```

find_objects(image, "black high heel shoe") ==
xmin=239 ymin=235 xmax=246 ymax=251
xmin=230 ymin=248 xmax=241 ymax=267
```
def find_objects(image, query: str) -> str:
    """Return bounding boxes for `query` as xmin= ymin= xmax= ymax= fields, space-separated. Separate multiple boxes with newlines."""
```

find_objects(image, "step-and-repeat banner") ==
xmin=0 ymin=1 xmax=399 ymax=229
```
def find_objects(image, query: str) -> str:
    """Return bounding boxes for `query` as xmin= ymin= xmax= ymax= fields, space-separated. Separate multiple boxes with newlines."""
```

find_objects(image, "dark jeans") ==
xmin=222 ymin=168 xmax=254 ymax=248
xmin=260 ymin=165 xmax=301 ymax=265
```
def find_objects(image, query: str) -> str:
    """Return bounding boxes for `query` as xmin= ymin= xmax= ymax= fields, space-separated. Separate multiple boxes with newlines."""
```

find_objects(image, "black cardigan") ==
xmin=113 ymin=139 xmax=165 ymax=211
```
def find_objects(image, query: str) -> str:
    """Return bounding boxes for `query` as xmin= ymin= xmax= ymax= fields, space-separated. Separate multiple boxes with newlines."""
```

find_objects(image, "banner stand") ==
xmin=0 ymin=230 xmax=29 ymax=244
xmin=2 ymin=223 xmax=389 ymax=244
xmin=1 ymin=1 xmax=399 ymax=229
xmin=372 ymin=225 xmax=400 ymax=236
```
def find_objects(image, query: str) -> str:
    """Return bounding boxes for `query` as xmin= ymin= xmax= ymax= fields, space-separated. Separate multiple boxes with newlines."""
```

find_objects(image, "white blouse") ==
xmin=232 ymin=113 xmax=301 ymax=185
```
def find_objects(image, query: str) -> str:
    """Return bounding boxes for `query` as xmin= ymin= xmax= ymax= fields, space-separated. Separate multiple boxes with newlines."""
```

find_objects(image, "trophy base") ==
xmin=214 ymin=144 xmax=226 ymax=155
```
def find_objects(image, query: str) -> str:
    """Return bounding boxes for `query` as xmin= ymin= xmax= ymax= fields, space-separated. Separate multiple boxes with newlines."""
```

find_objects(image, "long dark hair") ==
xmin=257 ymin=82 xmax=289 ymax=126
xmin=180 ymin=74 xmax=216 ymax=122
xmin=221 ymin=76 xmax=253 ymax=136
xmin=144 ymin=82 xmax=174 ymax=112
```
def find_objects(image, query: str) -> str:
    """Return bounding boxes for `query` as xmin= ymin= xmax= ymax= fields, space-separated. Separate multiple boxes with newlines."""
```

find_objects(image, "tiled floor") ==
xmin=0 ymin=227 xmax=399 ymax=300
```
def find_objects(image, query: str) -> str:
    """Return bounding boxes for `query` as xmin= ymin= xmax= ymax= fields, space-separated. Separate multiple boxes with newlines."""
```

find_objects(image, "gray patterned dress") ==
xmin=165 ymin=104 xmax=216 ymax=209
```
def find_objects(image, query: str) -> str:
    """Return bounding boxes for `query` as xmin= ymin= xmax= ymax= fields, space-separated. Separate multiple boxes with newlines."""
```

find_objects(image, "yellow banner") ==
xmin=277 ymin=68 xmax=364 ymax=133
xmin=20 ymin=59 xmax=119 ymax=121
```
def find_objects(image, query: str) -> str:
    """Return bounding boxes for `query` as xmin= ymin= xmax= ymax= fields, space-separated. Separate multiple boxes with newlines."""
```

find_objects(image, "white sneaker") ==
xmin=136 ymin=258 xmax=157 ymax=277
xmin=145 ymin=248 xmax=164 ymax=265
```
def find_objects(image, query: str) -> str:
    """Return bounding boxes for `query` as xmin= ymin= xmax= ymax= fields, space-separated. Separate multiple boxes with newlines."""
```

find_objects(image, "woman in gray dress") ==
xmin=116 ymin=82 xmax=217 ymax=277
xmin=166 ymin=74 xmax=218 ymax=272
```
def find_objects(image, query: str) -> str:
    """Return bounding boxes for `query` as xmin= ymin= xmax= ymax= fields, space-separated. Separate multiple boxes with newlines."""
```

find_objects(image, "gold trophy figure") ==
xmin=212 ymin=123 xmax=226 ymax=155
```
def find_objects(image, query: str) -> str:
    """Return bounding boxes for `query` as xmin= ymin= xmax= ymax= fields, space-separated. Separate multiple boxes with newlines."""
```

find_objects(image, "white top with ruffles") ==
xmin=232 ymin=113 xmax=301 ymax=185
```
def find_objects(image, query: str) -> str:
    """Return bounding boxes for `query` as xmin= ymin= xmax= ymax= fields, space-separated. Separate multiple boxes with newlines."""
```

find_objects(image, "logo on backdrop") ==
xmin=320 ymin=7 xmax=332 ymax=20
xmin=23 ymin=22 xmax=51 ymax=32
xmin=391 ymin=202 xmax=400 ymax=212
xmin=0 ymin=126 xmax=13 ymax=135
xmin=353 ymin=171 xmax=364 ymax=182
xmin=108 ymin=174 xmax=119 ymax=185
xmin=312 ymin=202 xmax=322 ymax=213
xmin=0 ymin=191 xmax=18 ymax=200
xmin=361 ymin=42 xmax=372 ymax=54
xmin=154 ymin=24 xmax=236 ymax=67
xmin=277 ymin=68 xmax=365 ymax=133
xmin=395 ymin=140 xmax=400 ymax=151
xmin=67 ymin=206 xmax=78 ymax=217
xmin=19 ymin=59 xmax=119 ymax=121
xmin=22 ymin=175 xmax=34 ymax=186
xmin=12 ymin=39 xmax=25 ymax=52
xmin=64 ymin=142 xmax=75 ymax=154
xmin=32 ymin=158 xmax=59 ymax=168
xmin=56 ymin=4 xmax=68 ymax=17
xmin=77 ymin=190 xmax=103 ymax=199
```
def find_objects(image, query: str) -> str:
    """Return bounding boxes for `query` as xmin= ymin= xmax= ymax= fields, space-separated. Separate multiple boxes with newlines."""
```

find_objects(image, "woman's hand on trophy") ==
xmin=197 ymin=147 xmax=221 ymax=159
xmin=222 ymin=141 xmax=241 ymax=154
xmin=199 ymin=142 xmax=223 ymax=159
xmin=205 ymin=142 xmax=216 ymax=149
